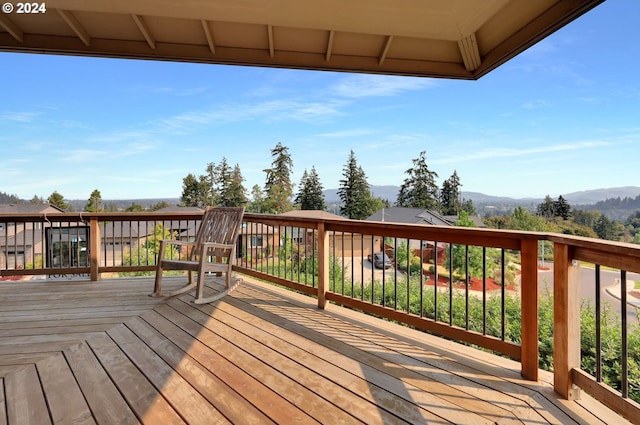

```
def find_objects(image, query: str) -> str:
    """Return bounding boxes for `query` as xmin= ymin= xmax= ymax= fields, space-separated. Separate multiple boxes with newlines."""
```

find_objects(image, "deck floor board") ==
xmin=0 ymin=276 xmax=629 ymax=425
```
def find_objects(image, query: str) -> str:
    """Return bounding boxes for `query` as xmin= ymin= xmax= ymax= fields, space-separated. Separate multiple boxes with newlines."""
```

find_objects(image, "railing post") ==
xmin=553 ymin=242 xmax=581 ymax=399
xmin=521 ymin=238 xmax=539 ymax=380
xmin=89 ymin=216 xmax=101 ymax=281
xmin=317 ymin=222 xmax=328 ymax=309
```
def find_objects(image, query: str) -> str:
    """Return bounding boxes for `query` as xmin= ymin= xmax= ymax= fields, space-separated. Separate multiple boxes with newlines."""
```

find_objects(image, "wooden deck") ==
xmin=0 ymin=275 xmax=628 ymax=425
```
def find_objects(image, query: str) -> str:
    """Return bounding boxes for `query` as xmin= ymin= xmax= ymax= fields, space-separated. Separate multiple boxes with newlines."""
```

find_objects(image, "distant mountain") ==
xmin=562 ymin=186 xmax=640 ymax=205
xmin=460 ymin=191 xmax=541 ymax=205
xmin=322 ymin=185 xmax=640 ymax=218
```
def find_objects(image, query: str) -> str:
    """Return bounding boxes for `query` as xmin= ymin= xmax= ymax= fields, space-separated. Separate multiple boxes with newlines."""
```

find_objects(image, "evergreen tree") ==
xmin=150 ymin=201 xmax=171 ymax=211
xmin=461 ymin=198 xmax=477 ymax=215
xmin=573 ymin=210 xmax=601 ymax=228
xmin=395 ymin=151 xmax=439 ymax=210
xmin=554 ymin=195 xmax=571 ymax=219
xmin=125 ymin=203 xmax=145 ymax=212
xmin=594 ymin=215 xmax=617 ymax=240
xmin=296 ymin=166 xmax=326 ymax=210
xmin=262 ymin=142 xmax=294 ymax=214
xmin=85 ymin=189 xmax=103 ymax=212
xmin=536 ymin=195 xmax=556 ymax=219
xmin=180 ymin=173 xmax=208 ymax=208
xmin=47 ymin=191 xmax=69 ymax=210
xmin=0 ymin=192 xmax=20 ymax=203
xmin=338 ymin=150 xmax=375 ymax=219
xmin=30 ymin=195 xmax=44 ymax=204
xmin=201 ymin=161 xmax=219 ymax=206
xmin=248 ymin=184 xmax=265 ymax=213
xmin=222 ymin=164 xmax=248 ymax=207
xmin=440 ymin=170 xmax=462 ymax=215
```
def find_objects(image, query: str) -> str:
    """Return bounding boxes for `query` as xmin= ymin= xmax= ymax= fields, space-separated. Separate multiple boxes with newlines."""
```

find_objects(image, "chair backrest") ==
xmin=191 ymin=206 xmax=245 ymax=260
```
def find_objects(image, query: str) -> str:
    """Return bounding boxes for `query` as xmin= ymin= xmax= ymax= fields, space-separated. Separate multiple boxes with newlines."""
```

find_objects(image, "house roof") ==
xmin=367 ymin=207 xmax=452 ymax=226
xmin=280 ymin=210 xmax=343 ymax=220
xmin=0 ymin=0 xmax=604 ymax=80
xmin=0 ymin=204 xmax=64 ymax=214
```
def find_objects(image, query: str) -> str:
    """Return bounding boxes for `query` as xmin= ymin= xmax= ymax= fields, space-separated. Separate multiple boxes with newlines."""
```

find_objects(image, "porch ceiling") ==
xmin=0 ymin=0 xmax=604 ymax=79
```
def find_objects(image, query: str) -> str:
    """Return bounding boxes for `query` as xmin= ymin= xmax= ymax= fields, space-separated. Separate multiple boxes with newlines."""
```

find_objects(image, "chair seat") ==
xmin=158 ymin=259 xmax=199 ymax=271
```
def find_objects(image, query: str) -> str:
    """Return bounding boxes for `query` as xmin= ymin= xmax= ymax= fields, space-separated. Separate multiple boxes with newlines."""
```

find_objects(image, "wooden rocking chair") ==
xmin=151 ymin=206 xmax=244 ymax=304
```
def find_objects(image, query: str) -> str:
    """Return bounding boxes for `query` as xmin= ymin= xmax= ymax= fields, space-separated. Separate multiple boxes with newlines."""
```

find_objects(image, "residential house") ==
xmin=0 ymin=203 xmax=66 ymax=269
xmin=280 ymin=210 xmax=382 ymax=258
xmin=240 ymin=221 xmax=279 ymax=262
xmin=365 ymin=207 xmax=462 ymax=264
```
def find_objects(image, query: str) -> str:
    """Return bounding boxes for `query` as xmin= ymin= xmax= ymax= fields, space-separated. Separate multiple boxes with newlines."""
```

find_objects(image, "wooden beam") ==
xmin=90 ymin=216 xmax=101 ymax=281
xmin=554 ymin=242 xmax=581 ymax=399
xmin=131 ymin=14 xmax=155 ymax=49
xmin=317 ymin=222 xmax=329 ymax=309
xmin=57 ymin=9 xmax=91 ymax=47
xmin=267 ymin=24 xmax=274 ymax=58
xmin=520 ymin=238 xmax=539 ymax=381
xmin=326 ymin=30 xmax=335 ymax=62
xmin=200 ymin=19 xmax=215 ymax=55
xmin=458 ymin=33 xmax=481 ymax=71
xmin=0 ymin=14 xmax=23 ymax=42
xmin=379 ymin=35 xmax=394 ymax=65
xmin=0 ymin=33 xmax=471 ymax=79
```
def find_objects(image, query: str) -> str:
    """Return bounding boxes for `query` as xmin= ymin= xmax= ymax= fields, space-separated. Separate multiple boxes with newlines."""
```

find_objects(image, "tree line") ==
xmin=5 ymin=140 xmax=638 ymax=244
xmin=178 ymin=142 xmax=476 ymax=220
xmin=484 ymin=194 xmax=640 ymax=244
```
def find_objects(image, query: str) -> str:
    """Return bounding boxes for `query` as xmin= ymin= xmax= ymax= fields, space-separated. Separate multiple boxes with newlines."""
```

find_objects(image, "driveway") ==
xmin=538 ymin=263 xmax=640 ymax=324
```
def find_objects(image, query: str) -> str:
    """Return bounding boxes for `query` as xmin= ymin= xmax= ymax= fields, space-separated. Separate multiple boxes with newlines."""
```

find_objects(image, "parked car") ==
xmin=367 ymin=252 xmax=392 ymax=269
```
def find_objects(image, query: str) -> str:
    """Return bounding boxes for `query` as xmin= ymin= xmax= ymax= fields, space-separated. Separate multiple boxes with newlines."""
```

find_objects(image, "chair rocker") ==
xmin=151 ymin=206 xmax=244 ymax=304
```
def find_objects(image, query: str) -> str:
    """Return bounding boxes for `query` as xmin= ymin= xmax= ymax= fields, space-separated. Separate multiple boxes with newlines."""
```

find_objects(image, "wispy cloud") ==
xmin=331 ymin=74 xmax=437 ymax=98
xmin=129 ymin=85 xmax=208 ymax=96
xmin=61 ymin=140 xmax=157 ymax=162
xmin=315 ymin=129 xmax=380 ymax=138
xmin=157 ymin=98 xmax=344 ymax=131
xmin=62 ymin=149 xmax=108 ymax=163
xmin=436 ymin=141 xmax=611 ymax=164
xmin=522 ymin=99 xmax=551 ymax=110
xmin=0 ymin=111 xmax=39 ymax=123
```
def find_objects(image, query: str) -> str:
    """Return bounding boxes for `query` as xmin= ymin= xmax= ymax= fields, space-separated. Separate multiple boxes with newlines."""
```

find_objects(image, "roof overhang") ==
xmin=0 ymin=0 xmax=604 ymax=79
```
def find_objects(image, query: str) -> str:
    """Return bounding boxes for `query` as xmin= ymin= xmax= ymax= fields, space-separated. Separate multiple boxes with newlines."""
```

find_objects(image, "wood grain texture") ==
xmin=0 ymin=276 xmax=629 ymax=424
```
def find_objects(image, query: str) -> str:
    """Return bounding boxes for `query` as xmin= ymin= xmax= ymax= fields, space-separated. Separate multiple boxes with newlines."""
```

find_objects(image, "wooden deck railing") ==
xmin=1 ymin=210 xmax=640 ymax=423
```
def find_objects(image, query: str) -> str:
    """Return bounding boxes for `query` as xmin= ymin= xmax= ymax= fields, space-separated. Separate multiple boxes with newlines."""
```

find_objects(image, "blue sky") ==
xmin=1 ymin=0 xmax=638 ymax=202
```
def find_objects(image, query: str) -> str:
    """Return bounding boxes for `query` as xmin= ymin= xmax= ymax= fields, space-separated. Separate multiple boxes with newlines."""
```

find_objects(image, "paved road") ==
xmin=538 ymin=263 xmax=640 ymax=324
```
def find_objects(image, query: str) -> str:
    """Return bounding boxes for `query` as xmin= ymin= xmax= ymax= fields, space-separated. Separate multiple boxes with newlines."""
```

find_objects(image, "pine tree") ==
xmin=440 ymin=170 xmax=462 ymax=215
xmin=338 ymin=150 xmax=374 ymax=219
xmin=262 ymin=142 xmax=294 ymax=214
xmin=85 ymin=189 xmax=103 ymax=212
xmin=554 ymin=195 xmax=571 ymax=219
xmin=180 ymin=173 xmax=208 ymax=208
xmin=47 ymin=191 xmax=69 ymax=210
xmin=536 ymin=195 xmax=556 ymax=220
xmin=296 ymin=166 xmax=326 ymax=210
xmin=395 ymin=151 xmax=439 ymax=210
xmin=223 ymin=164 xmax=248 ymax=207
xmin=214 ymin=157 xmax=232 ymax=206
xmin=461 ymin=198 xmax=477 ymax=215
xmin=248 ymin=184 xmax=265 ymax=213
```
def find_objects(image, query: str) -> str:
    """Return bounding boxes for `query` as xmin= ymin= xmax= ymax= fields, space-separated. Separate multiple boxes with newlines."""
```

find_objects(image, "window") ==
xmin=250 ymin=235 xmax=264 ymax=247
